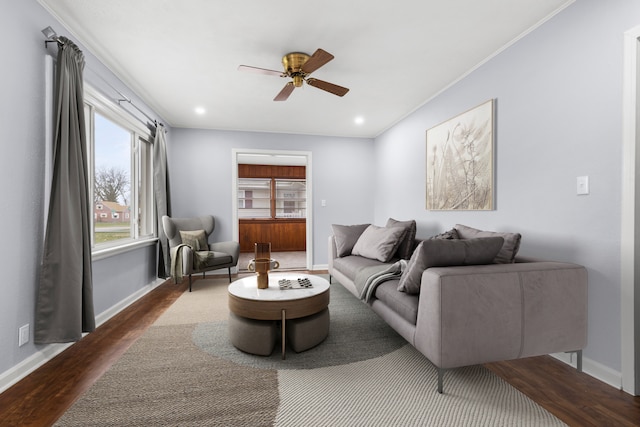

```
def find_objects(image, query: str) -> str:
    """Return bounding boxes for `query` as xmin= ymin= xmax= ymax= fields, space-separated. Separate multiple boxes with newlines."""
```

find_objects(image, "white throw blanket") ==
xmin=358 ymin=260 xmax=406 ymax=303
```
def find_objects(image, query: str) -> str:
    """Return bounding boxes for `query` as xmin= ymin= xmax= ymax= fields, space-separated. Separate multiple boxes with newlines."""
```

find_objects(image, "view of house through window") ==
xmin=84 ymin=85 xmax=155 ymax=250
xmin=93 ymin=113 xmax=132 ymax=244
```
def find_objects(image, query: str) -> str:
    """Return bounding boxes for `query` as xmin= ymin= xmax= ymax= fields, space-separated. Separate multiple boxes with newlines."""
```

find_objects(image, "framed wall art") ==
xmin=426 ymin=99 xmax=495 ymax=210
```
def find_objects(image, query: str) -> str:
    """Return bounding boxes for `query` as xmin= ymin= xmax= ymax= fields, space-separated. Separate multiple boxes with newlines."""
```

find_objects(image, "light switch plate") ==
xmin=577 ymin=176 xmax=589 ymax=195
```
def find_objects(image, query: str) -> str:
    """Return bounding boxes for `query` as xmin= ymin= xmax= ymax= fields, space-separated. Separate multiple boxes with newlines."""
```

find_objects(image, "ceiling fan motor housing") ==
xmin=282 ymin=52 xmax=310 ymax=87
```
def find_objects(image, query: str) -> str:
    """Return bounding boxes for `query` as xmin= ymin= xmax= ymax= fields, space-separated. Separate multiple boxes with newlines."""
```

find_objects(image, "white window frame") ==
xmin=84 ymin=85 xmax=156 ymax=259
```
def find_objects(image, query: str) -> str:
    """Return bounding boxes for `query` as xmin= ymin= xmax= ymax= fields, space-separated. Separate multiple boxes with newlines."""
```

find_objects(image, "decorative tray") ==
xmin=278 ymin=278 xmax=313 ymax=289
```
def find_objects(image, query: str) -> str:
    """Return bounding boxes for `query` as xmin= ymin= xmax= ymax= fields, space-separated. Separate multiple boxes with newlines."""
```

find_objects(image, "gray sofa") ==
xmin=328 ymin=222 xmax=588 ymax=393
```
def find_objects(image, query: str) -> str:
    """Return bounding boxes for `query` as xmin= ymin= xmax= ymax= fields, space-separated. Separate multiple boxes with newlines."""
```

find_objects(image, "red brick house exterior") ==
xmin=94 ymin=201 xmax=130 ymax=223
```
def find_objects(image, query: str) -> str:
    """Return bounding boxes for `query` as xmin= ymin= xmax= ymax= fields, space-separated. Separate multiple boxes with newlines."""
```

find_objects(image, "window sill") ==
xmin=92 ymin=237 xmax=158 ymax=261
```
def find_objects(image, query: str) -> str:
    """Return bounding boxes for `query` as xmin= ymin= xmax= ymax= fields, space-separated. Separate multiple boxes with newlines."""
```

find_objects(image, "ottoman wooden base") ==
xmin=228 ymin=312 xmax=277 ymax=356
xmin=287 ymin=308 xmax=330 ymax=353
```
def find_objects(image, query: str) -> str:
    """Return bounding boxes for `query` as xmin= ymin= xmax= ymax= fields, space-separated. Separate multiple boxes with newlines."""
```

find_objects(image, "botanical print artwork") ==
xmin=426 ymin=99 xmax=494 ymax=210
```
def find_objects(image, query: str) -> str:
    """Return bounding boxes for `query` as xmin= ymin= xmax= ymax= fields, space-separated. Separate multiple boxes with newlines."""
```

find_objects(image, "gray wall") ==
xmin=0 ymin=0 xmax=164 ymax=381
xmin=373 ymin=0 xmax=640 ymax=373
xmin=167 ymin=128 xmax=376 ymax=266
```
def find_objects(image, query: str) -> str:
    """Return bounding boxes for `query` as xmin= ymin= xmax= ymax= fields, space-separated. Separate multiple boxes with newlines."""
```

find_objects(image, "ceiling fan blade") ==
xmin=274 ymin=82 xmax=295 ymax=101
xmin=306 ymin=78 xmax=349 ymax=97
xmin=301 ymin=49 xmax=334 ymax=74
xmin=238 ymin=65 xmax=284 ymax=77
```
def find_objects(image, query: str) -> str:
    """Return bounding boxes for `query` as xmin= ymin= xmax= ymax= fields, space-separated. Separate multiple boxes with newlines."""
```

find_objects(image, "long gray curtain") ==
xmin=153 ymin=124 xmax=171 ymax=278
xmin=35 ymin=37 xmax=95 ymax=344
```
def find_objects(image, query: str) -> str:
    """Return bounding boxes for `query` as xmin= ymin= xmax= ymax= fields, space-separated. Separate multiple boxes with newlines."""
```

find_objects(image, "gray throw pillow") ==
xmin=454 ymin=224 xmax=521 ymax=263
xmin=179 ymin=229 xmax=208 ymax=251
xmin=397 ymin=236 xmax=504 ymax=294
xmin=386 ymin=218 xmax=417 ymax=260
xmin=332 ymin=224 xmax=370 ymax=257
xmin=351 ymin=225 xmax=407 ymax=262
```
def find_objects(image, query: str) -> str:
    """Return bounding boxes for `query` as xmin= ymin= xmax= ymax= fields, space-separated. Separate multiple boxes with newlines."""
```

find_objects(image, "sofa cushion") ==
xmin=454 ymin=224 xmax=521 ymax=264
xmin=332 ymin=223 xmax=370 ymax=257
xmin=386 ymin=218 xmax=417 ymax=260
xmin=179 ymin=229 xmax=208 ymax=251
xmin=332 ymin=255 xmax=389 ymax=282
xmin=397 ymin=237 xmax=504 ymax=294
xmin=352 ymin=225 xmax=406 ymax=262
xmin=374 ymin=279 xmax=419 ymax=325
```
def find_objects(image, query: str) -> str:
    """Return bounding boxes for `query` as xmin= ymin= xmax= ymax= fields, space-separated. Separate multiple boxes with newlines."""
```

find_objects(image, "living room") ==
xmin=2 ymin=0 xmax=640 ymax=419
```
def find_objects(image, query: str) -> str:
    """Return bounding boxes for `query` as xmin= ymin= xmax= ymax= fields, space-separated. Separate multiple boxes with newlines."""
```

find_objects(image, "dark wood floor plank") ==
xmin=1 ymin=271 xmax=639 ymax=427
xmin=485 ymin=356 xmax=640 ymax=426
xmin=0 ymin=278 xmax=187 ymax=427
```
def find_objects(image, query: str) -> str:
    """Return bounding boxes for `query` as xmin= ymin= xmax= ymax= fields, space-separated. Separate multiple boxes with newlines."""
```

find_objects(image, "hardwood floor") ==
xmin=1 ymin=273 xmax=639 ymax=426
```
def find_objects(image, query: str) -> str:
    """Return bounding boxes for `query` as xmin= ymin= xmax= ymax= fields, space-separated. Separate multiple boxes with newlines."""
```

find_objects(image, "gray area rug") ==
xmin=55 ymin=276 xmax=565 ymax=426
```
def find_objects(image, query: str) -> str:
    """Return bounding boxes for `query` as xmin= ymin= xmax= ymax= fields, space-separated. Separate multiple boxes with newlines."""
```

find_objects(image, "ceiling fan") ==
xmin=238 ymin=48 xmax=349 ymax=101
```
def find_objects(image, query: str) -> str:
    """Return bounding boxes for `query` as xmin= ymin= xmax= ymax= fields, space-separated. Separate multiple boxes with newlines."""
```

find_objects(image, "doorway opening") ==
xmin=232 ymin=149 xmax=312 ymax=272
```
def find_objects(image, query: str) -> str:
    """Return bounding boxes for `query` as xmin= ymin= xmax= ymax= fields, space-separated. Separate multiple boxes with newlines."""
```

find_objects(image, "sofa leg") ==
xmin=329 ymin=275 xmax=332 ymax=284
xmin=576 ymin=350 xmax=583 ymax=372
xmin=566 ymin=349 xmax=583 ymax=372
xmin=437 ymin=368 xmax=445 ymax=394
xmin=189 ymin=274 xmax=192 ymax=292
xmin=228 ymin=267 xmax=232 ymax=283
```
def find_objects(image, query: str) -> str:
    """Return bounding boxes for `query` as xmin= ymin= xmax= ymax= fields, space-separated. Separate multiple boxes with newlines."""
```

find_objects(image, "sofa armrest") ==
xmin=413 ymin=261 xmax=588 ymax=370
xmin=328 ymin=235 xmax=338 ymax=274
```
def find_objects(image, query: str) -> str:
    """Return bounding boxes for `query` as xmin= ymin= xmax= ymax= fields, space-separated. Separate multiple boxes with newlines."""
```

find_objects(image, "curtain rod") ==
xmin=116 ymin=96 xmax=162 ymax=128
xmin=41 ymin=26 xmax=65 ymax=47
xmin=41 ymin=26 xmax=166 ymax=131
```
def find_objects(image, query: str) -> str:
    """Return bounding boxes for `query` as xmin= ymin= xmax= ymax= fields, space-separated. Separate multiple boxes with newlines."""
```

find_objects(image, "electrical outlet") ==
xmin=19 ymin=324 xmax=30 ymax=347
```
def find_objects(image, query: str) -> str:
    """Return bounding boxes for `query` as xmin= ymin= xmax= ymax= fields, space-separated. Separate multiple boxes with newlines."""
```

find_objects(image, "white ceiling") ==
xmin=38 ymin=0 xmax=573 ymax=138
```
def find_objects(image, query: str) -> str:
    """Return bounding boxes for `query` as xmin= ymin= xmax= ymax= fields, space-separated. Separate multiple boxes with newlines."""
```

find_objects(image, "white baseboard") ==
xmin=0 ymin=342 xmax=74 ymax=394
xmin=0 ymin=277 xmax=166 ymax=394
xmin=551 ymin=352 xmax=622 ymax=391
xmin=95 ymin=277 xmax=166 ymax=327
xmin=313 ymin=263 xmax=328 ymax=271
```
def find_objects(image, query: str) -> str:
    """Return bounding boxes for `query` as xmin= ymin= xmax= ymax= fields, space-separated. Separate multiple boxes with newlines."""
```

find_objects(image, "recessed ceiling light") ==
xmin=354 ymin=116 xmax=365 ymax=125
xmin=195 ymin=107 xmax=206 ymax=115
